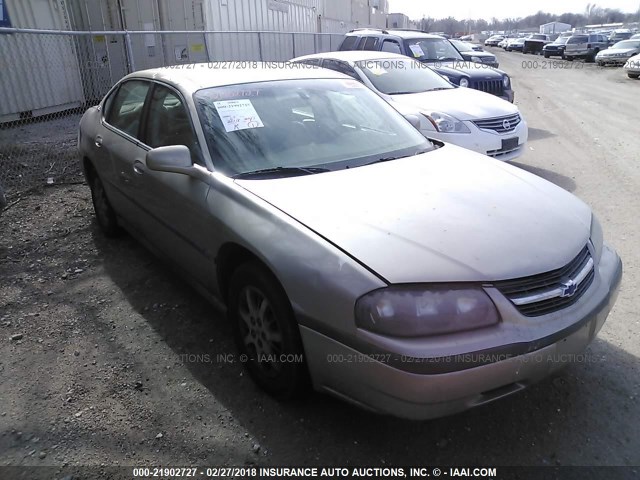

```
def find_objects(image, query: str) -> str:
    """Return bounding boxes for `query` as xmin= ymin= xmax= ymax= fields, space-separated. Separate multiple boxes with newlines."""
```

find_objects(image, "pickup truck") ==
xmin=523 ymin=34 xmax=553 ymax=54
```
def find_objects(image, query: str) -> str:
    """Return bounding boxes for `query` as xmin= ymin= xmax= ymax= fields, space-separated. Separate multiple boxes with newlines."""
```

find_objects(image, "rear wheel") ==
xmin=629 ymin=73 xmax=640 ymax=79
xmin=228 ymin=262 xmax=309 ymax=399
xmin=565 ymin=56 xmax=573 ymax=61
xmin=89 ymin=171 xmax=120 ymax=237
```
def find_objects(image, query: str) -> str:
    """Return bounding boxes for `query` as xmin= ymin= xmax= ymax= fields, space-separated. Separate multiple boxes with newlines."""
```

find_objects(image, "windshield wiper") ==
xmin=233 ymin=166 xmax=329 ymax=179
xmin=427 ymin=87 xmax=452 ymax=91
xmin=364 ymin=149 xmax=430 ymax=166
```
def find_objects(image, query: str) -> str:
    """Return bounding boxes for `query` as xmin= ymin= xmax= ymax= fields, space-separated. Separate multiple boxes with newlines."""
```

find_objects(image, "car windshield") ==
xmin=531 ymin=35 xmax=547 ymax=40
xmin=613 ymin=40 xmax=640 ymax=49
xmin=404 ymin=38 xmax=464 ymax=62
xmin=356 ymin=58 xmax=454 ymax=95
xmin=553 ymin=37 xmax=570 ymax=45
xmin=193 ymin=78 xmax=432 ymax=177
xmin=611 ymin=32 xmax=632 ymax=40
xmin=567 ymin=36 xmax=588 ymax=44
xmin=451 ymin=40 xmax=474 ymax=52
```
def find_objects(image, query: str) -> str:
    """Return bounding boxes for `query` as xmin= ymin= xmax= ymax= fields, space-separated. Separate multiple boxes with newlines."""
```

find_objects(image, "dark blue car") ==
xmin=339 ymin=29 xmax=514 ymax=103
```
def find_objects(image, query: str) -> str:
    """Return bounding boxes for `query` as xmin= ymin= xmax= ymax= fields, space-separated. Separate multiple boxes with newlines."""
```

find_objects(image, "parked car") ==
xmin=564 ymin=33 xmax=609 ymax=62
xmin=608 ymin=30 xmax=633 ymax=46
xmin=497 ymin=38 xmax=510 ymax=48
xmin=78 ymin=63 xmax=622 ymax=420
xmin=596 ymin=39 xmax=640 ymax=66
xmin=292 ymin=51 xmax=526 ymax=160
xmin=543 ymin=36 xmax=570 ymax=58
xmin=484 ymin=35 xmax=505 ymax=46
xmin=623 ymin=52 xmax=640 ymax=78
xmin=450 ymin=39 xmax=499 ymax=68
xmin=632 ymin=33 xmax=640 ymax=40
xmin=505 ymin=38 xmax=526 ymax=52
xmin=339 ymin=29 xmax=514 ymax=102
xmin=522 ymin=34 xmax=553 ymax=54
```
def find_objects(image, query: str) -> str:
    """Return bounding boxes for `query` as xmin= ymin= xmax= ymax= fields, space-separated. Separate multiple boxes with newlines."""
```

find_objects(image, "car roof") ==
xmin=121 ymin=62 xmax=347 ymax=94
xmin=293 ymin=50 xmax=410 ymax=64
xmin=346 ymin=29 xmax=444 ymax=40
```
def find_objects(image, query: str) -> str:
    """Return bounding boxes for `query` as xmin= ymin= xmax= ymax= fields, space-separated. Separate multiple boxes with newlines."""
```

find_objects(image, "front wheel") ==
xmin=228 ymin=262 xmax=309 ymax=399
xmin=543 ymin=52 xmax=550 ymax=58
xmin=565 ymin=56 xmax=573 ymax=61
xmin=629 ymin=73 xmax=640 ymax=79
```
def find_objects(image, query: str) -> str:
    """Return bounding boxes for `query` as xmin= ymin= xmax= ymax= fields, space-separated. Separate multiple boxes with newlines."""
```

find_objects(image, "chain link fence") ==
xmin=0 ymin=28 xmax=344 ymax=200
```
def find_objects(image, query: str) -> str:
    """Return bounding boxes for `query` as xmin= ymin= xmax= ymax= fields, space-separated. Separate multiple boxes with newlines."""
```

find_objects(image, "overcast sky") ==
xmin=387 ymin=0 xmax=640 ymax=20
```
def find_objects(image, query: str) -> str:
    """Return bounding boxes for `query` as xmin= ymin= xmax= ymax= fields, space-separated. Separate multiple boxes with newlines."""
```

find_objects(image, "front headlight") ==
xmin=459 ymin=77 xmax=469 ymax=87
xmin=590 ymin=214 xmax=604 ymax=264
xmin=422 ymin=111 xmax=471 ymax=133
xmin=355 ymin=286 xmax=500 ymax=337
xmin=503 ymin=75 xmax=511 ymax=88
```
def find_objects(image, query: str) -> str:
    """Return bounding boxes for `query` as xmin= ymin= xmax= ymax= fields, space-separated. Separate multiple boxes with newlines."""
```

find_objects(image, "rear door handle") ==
xmin=94 ymin=135 xmax=103 ymax=148
xmin=133 ymin=160 xmax=145 ymax=175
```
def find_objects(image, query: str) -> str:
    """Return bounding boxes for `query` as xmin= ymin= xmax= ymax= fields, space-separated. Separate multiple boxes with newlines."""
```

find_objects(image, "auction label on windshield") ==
xmin=214 ymin=99 xmax=265 ymax=133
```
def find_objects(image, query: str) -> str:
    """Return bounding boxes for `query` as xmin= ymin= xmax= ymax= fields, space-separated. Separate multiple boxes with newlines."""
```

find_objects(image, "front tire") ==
xmin=89 ymin=172 xmax=120 ymax=237
xmin=629 ymin=73 xmax=640 ymax=79
xmin=228 ymin=262 xmax=309 ymax=399
xmin=543 ymin=52 xmax=550 ymax=58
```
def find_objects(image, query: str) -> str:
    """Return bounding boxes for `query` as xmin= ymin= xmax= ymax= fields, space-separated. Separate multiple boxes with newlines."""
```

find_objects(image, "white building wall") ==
xmin=0 ymin=0 xmax=85 ymax=121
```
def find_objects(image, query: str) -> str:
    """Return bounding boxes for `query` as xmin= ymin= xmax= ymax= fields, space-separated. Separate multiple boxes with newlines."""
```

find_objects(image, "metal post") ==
xmin=124 ymin=31 xmax=136 ymax=72
xmin=292 ymin=32 xmax=295 ymax=58
xmin=257 ymin=32 xmax=263 ymax=61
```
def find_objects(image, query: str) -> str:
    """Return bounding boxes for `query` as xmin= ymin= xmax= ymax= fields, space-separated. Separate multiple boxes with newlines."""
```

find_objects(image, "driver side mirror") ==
xmin=146 ymin=145 xmax=193 ymax=175
xmin=403 ymin=114 xmax=422 ymax=131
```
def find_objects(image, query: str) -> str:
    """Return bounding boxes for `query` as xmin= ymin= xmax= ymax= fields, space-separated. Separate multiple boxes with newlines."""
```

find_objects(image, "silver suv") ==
xmin=564 ymin=33 xmax=609 ymax=62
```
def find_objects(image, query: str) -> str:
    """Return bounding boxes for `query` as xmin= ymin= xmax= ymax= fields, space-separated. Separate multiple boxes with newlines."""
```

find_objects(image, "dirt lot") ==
xmin=1 ymin=50 xmax=639 ymax=475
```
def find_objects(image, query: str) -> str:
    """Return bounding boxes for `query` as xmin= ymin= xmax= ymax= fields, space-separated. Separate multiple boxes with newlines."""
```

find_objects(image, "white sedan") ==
xmin=293 ymin=51 xmax=528 ymax=161
xmin=624 ymin=53 xmax=640 ymax=78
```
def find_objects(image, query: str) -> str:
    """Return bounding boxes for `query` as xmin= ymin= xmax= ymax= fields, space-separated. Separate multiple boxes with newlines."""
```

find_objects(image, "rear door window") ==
xmin=106 ymin=80 xmax=151 ymax=140
xmin=361 ymin=37 xmax=379 ymax=51
xmin=339 ymin=36 xmax=359 ymax=51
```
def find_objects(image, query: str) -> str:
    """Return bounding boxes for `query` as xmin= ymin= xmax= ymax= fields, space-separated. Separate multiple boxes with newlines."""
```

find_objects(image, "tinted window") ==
xmin=298 ymin=58 xmax=322 ymax=67
xmin=107 ymin=80 xmax=150 ymax=139
xmin=339 ymin=36 xmax=358 ymax=51
xmin=567 ymin=36 xmax=588 ymax=44
xmin=381 ymin=40 xmax=402 ymax=54
xmin=322 ymin=60 xmax=360 ymax=80
xmin=144 ymin=84 xmax=201 ymax=164
xmin=362 ymin=37 xmax=379 ymax=51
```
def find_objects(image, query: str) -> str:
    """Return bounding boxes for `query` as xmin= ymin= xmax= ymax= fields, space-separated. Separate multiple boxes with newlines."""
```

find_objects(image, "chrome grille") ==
xmin=494 ymin=246 xmax=595 ymax=317
xmin=470 ymin=79 xmax=504 ymax=96
xmin=473 ymin=113 xmax=521 ymax=133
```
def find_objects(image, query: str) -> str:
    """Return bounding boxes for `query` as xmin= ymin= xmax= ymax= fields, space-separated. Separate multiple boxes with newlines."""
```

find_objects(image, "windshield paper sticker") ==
xmin=214 ymin=99 xmax=265 ymax=133
xmin=409 ymin=44 xmax=425 ymax=58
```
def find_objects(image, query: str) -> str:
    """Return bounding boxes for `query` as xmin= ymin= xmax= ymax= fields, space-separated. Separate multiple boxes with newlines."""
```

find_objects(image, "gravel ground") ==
xmin=0 ymin=50 xmax=639 ymax=477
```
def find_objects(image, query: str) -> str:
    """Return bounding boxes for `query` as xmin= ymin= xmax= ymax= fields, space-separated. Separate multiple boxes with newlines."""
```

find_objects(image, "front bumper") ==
xmin=300 ymin=245 xmax=622 ymax=420
xmin=598 ymin=57 xmax=632 ymax=65
xmin=420 ymin=117 xmax=528 ymax=162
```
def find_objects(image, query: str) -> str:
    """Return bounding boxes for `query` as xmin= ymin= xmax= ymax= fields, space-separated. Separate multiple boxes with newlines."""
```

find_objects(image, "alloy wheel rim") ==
xmin=238 ymin=285 xmax=283 ymax=375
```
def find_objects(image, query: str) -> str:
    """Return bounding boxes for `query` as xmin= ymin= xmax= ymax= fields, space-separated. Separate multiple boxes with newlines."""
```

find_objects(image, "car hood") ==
xmin=423 ymin=61 xmax=505 ymax=78
xmin=236 ymin=144 xmax=591 ymax=284
xmin=388 ymin=87 xmax=518 ymax=121
xmin=598 ymin=48 xmax=638 ymax=55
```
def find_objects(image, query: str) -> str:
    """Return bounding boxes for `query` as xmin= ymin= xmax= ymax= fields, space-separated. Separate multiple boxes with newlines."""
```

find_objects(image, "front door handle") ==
xmin=95 ymin=135 xmax=103 ymax=148
xmin=133 ymin=160 xmax=145 ymax=175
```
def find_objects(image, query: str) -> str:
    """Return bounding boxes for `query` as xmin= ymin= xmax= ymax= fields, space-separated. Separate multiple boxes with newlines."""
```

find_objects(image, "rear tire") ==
xmin=566 ymin=56 xmax=573 ymax=61
xmin=228 ymin=262 xmax=309 ymax=399
xmin=89 ymin=171 xmax=120 ymax=237
xmin=629 ymin=73 xmax=640 ymax=79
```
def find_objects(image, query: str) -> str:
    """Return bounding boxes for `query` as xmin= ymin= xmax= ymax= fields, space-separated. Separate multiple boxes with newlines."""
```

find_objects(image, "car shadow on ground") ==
xmin=92 ymin=225 xmax=639 ymax=467
xmin=527 ymin=127 xmax=556 ymax=142
xmin=509 ymin=161 xmax=577 ymax=192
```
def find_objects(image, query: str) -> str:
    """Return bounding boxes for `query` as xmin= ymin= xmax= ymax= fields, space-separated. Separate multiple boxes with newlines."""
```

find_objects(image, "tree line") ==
xmin=417 ymin=4 xmax=640 ymax=35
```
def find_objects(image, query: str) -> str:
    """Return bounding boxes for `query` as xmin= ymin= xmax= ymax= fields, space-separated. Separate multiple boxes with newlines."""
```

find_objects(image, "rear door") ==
xmin=99 ymin=79 xmax=152 ymax=224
